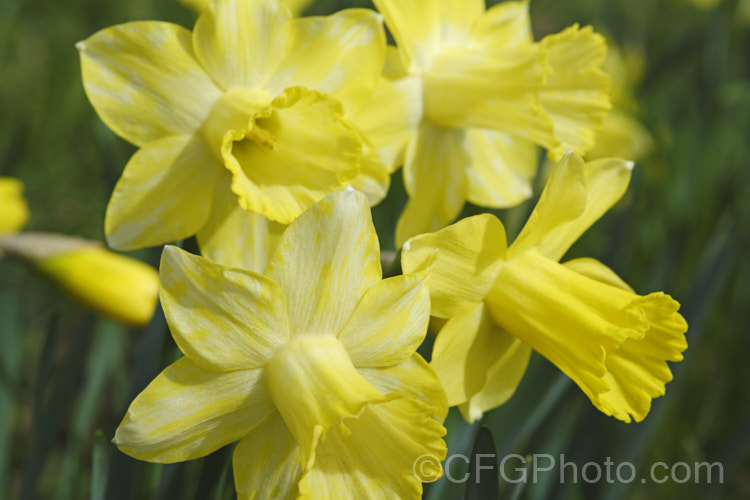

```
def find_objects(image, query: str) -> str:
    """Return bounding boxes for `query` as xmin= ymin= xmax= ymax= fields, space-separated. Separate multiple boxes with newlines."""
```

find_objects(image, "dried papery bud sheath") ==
xmin=0 ymin=233 xmax=159 ymax=326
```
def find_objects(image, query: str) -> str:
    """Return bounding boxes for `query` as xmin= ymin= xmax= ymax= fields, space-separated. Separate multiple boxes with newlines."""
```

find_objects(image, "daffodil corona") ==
xmin=402 ymin=153 xmax=688 ymax=424
xmin=371 ymin=0 xmax=612 ymax=245
xmin=114 ymin=190 xmax=447 ymax=499
xmin=78 ymin=0 xmax=411 ymax=269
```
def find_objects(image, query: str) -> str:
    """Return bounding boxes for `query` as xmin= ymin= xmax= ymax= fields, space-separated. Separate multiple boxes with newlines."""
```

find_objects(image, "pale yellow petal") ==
xmin=587 ymin=110 xmax=653 ymax=162
xmin=105 ymin=136 xmax=220 ymax=250
xmin=192 ymin=0 xmax=293 ymax=89
xmin=114 ymin=357 xmax=273 ymax=462
xmin=197 ymin=172 xmax=285 ymax=273
xmin=223 ymin=87 xmax=361 ymax=224
xmin=563 ymin=257 xmax=634 ymax=293
xmin=458 ymin=332 xmax=531 ymax=423
xmin=348 ymin=145 xmax=391 ymax=206
xmin=298 ymin=397 xmax=447 ymax=499
xmin=358 ymin=354 xmax=449 ymax=422
xmin=338 ymin=268 xmax=430 ymax=368
xmin=0 ymin=178 xmax=29 ymax=234
xmin=285 ymin=0 xmax=313 ymax=16
xmin=470 ymin=0 xmax=532 ymax=49
xmin=268 ymin=9 xmax=385 ymax=102
xmin=78 ymin=22 xmax=222 ymax=147
xmin=540 ymin=25 xmax=612 ymax=159
xmin=464 ymin=128 xmax=537 ymax=208
xmin=395 ymin=122 xmax=467 ymax=246
xmin=159 ymin=246 xmax=289 ymax=371
xmin=233 ymin=414 xmax=302 ymax=500
xmin=511 ymin=153 xmax=633 ymax=261
xmin=402 ymin=214 xmax=506 ymax=318
xmin=590 ymin=294 xmax=688 ymax=422
xmin=266 ymin=189 xmax=381 ymax=335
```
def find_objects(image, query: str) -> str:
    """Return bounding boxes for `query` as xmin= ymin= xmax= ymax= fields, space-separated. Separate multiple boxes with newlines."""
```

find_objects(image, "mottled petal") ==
xmin=78 ymin=22 xmax=222 ymax=147
xmin=159 ymin=246 xmax=289 ymax=371
xmin=266 ymin=189 xmax=381 ymax=337
xmin=113 ymin=357 xmax=273 ymax=462
xmin=402 ymin=214 xmax=506 ymax=318
xmin=104 ymin=136 xmax=220 ymax=250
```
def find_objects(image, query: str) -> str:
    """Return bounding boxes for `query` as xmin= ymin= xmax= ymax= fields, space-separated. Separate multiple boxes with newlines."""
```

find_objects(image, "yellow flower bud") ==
xmin=0 ymin=177 xmax=30 ymax=234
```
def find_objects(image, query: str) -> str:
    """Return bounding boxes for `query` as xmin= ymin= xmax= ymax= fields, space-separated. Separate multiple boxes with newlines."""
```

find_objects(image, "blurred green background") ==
xmin=1 ymin=0 xmax=749 ymax=498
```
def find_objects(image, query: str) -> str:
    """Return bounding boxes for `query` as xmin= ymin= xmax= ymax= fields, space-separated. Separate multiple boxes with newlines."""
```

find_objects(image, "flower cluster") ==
xmin=75 ymin=0 xmax=687 ymax=498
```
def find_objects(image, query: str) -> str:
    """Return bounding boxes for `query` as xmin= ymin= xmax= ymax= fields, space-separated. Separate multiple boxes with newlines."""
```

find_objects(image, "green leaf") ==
xmin=91 ymin=430 xmax=109 ymax=500
xmin=464 ymin=426 xmax=499 ymax=500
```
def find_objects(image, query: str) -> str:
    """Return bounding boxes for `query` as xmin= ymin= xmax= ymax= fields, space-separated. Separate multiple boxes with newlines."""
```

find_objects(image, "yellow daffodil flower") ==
xmin=371 ymin=0 xmax=611 ymax=245
xmin=402 ymin=153 xmax=688 ymax=424
xmin=0 ymin=233 xmax=158 ymax=326
xmin=181 ymin=0 xmax=314 ymax=16
xmin=0 ymin=177 xmax=30 ymax=234
xmin=114 ymin=189 xmax=448 ymax=499
xmin=78 ymin=0 xmax=410 ymax=265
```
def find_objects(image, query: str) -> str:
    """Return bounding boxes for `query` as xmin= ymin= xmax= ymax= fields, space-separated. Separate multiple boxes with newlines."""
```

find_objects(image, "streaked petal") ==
xmin=233 ymin=414 xmax=302 ymax=500
xmin=470 ymin=0 xmax=532 ymax=49
xmin=268 ymin=9 xmax=385 ymax=101
xmin=113 ymin=357 xmax=272 ymax=462
xmin=338 ymin=267 xmax=430 ymax=367
xmin=511 ymin=153 xmax=633 ymax=261
xmin=395 ymin=122 xmax=468 ymax=246
xmin=105 ymin=136 xmax=220 ymax=250
xmin=78 ymin=22 xmax=222 ymax=147
xmin=458 ymin=332 xmax=531 ymax=423
xmin=359 ymin=354 xmax=449 ymax=422
xmin=266 ymin=189 xmax=381 ymax=336
xmin=197 ymin=172 xmax=285 ymax=273
xmin=192 ymin=0 xmax=293 ymax=89
xmin=159 ymin=246 xmax=289 ymax=371
xmin=0 ymin=177 xmax=29 ymax=233
xmin=464 ymin=128 xmax=536 ymax=208
xmin=540 ymin=25 xmax=611 ymax=159
xmin=299 ymin=397 xmax=447 ymax=499
xmin=402 ymin=214 xmax=506 ymax=318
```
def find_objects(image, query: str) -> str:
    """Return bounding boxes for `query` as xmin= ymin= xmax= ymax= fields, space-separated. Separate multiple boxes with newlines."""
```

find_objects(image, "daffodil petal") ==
xmin=540 ymin=25 xmax=611 ymax=159
xmin=588 ymin=110 xmax=653 ymax=161
xmin=470 ymin=0 xmax=532 ymax=49
xmin=338 ymin=268 xmax=430 ymax=368
xmin=402 ymin=214 xmax=506 ymax=318
xmin=159 ymin=246 xmax=289 ymax=371
xmin=563 ymin=257 xmax=634 ymax=293
xmin=512 ymin=154 xmax=633 ymax=261
xmin=266 ymin=189 xmax=381 ymax=336
xmin=224 ymin=87 xmax=361 ymax=224
xmin=373 ymin=0 xmax=484 ymax=71
xmin=358 ymin=354 xmax=449 ymax=422
xmin=464 ymin=128 xmax=536 ymax=208
xmin=590 ymin=294 xmax=688 ymax=422
xmin=104 ymin=135 xmax=220 ymax=250
xmin=458 ymin=332 xmax=531 ymax=423
xmin=286 ymin=0 xmax=313 ymax=16
xmin=197 ymin=172 xmax=285 ymax=273
xmin=78 ymin=22 xmax=222 ymax=147
xmin=299 ymin=397 xmax=447 ymax=499
xmin=233 ymin=414 xmax=302 ymax=500
xmin=395 ymin=122 xmax=468 ymax=246
xmin=114 ymin=357 xmax=273 ymax=462
xmin=348 ymin=146 xmax=391 ymax=206
xmin=0 ymin=177 xmax=29 ymax=234
xmin=268 ymin=9 xmax=385 ymax=101
xmin=192 ymin=0 xmax=293 ymax=89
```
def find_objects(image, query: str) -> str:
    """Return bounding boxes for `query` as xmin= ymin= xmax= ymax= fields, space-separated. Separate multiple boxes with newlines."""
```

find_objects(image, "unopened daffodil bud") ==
xmin=0 ymin=233 xmax=159 ymax=326
xmin=0 ymin=177 xmax=30 ymax=234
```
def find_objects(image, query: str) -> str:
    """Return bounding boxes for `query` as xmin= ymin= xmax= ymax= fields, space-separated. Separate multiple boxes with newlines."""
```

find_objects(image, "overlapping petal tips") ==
xmin=159 ymin=246 xmax=289 ymax=371
xmin=269 ymin=9 xmax=386 ymax=99
xmin=510 ymin=152 xmax=633 ymax=261
xmin=77 ymin=22 xmax=222 ymax=147
xmin=193 ymin=0 xmax=294 ymax=90
xmin=338 ymin=262 xmax=431 ymax=368
xmin=233 ymin=414 xmax=302 ymax=500
xmin=266 ymin=189 xmax=381 ymax=335
xmin=113 ymin=357 xmax=274 ymax=462
xmin=298 ymin=397 xmax=447 ymax=499
xmin=105 ymin=136 xmax=220 ymax=250
xmin=0 ymin=177 xmax=29 ymax=234
xmin=402 ymin=213 xmax=507 ymax=318
xmin=539 ymin=24 xmax=612 ymax=159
